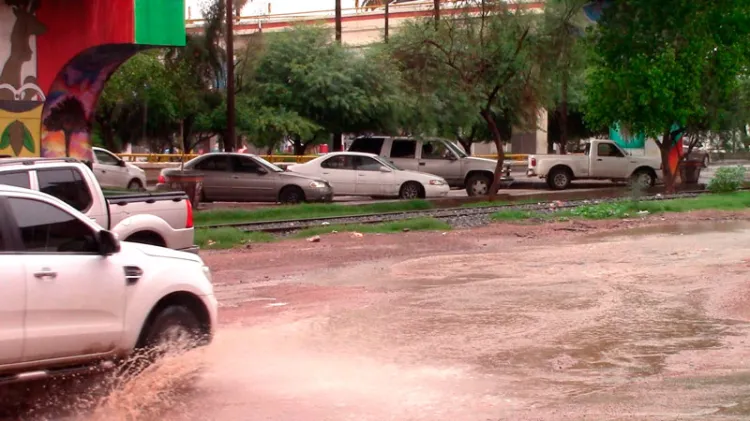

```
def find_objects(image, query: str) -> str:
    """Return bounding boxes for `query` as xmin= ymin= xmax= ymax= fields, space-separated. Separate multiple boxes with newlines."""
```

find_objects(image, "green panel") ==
xmin=135 ymin=0 xmax=186 ymax=46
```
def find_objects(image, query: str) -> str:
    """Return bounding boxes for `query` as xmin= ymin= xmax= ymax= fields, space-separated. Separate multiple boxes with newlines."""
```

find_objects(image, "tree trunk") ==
xmin=433 ymin=0 xmax=440 ymax=27
xmin=659 ymin=130 xmax=676 ymax=194
xmin=293 ymin=137 xmax=306 ymax=155
xmin=457 ymin=138 xmax=472 ymax=156
xmin=558 ymin=73 xmax=569 ymax=155
xmin=480 ymin=109 xmax=505 ymax=201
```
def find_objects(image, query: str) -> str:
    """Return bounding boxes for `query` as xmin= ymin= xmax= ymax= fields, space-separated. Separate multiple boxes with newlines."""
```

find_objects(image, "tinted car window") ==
xmin=37 ymin=169 xmax=92 ymax=212
xmin=95 ymin=150 xmax=119 ymax=166
xmin=321 ymin=155 xmax=355 ymax=170
xmin=194 ymin=156 xmax=230 ymax=171
xmin=353 ymin=156 xmax=384 ymax=171
xmin=232 ymin=156 xmax=261 ymax=173
xmin=0 ymin=172 xmax=30 ymax=189
xmin=7 ymin=198 xmax=98 ymax=253
xmin=390 ymin=140 xmax=417 ymax=158
xmin=349 ymin=138 xmax=384 ymax=155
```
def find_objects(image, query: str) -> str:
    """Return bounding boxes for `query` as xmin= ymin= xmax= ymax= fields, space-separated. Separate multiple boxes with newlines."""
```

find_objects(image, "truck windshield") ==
xmin=445 ymin=141 xmax=468 ymax=158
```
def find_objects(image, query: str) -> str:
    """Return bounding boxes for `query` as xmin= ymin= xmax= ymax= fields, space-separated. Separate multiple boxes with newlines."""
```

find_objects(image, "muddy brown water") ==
xmin=4 ymin=222 xmax=750 ymax=420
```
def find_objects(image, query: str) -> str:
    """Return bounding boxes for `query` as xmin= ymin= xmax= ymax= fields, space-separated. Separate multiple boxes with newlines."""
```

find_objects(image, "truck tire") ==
xmin=140 ymin=306 xmax=203 ymax=358
xmin=547 ymin=167 xmax=572 ymax=190
xmin=466 ymin=173 xmax=492 ymax=196
xmin=399 ymin=182 xmax=422 ymax=199
xmin=279 ymin=186 xmax=305 ymax=204
xmin=630 ymin=168 xmax=656 ymax=189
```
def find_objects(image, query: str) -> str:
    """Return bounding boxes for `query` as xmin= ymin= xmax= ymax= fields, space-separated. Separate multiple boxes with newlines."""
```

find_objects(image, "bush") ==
xmin=707 ymin=166 xmax=746 ymax=193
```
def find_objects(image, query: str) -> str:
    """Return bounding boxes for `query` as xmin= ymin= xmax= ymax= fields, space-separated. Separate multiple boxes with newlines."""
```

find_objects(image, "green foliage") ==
xmin=708 ymin=166 xmax=747 ymax=193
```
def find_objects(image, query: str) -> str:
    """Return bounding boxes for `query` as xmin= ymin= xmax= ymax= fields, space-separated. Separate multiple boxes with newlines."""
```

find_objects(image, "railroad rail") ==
xmin=198 ymin=189 xmax=718 ymax=234
xmin=117 ymin=153 xmax=530 ymax=164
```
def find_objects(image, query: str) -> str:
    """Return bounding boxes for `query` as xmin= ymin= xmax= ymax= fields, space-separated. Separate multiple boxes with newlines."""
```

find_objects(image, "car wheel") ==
xmin=466 ymin=173 xmax=492 ymax=196
xmin=547 ymin=167 xmax=572 ymax=190
xmin=127 ymin=179 xmax=144 ymax=191
xmin=630 ymin=169 xmax=656 ymax=189
xmin=120 ymin=306 xmax=204 ymax=377
xmin=399 ymin=182 xmax=422 ymax=200
xmin=279 ymin=186 xmax=305 ymax=204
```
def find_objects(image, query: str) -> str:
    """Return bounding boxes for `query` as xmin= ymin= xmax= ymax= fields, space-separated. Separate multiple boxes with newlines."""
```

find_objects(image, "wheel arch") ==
xmin=400 ymin=181 xmax=426 ymax=199
xmin=631 ymin=166 xmax=657 ymax=179
xmin=124 ymin=230 xmax=167 ymax=247
xmin=278 ymin=184 xmax=306 ymax=202
xmin=548 ymin=164 xmax=574 ymax=179
xmin=464 ymin=170 xmax=494 ymax=186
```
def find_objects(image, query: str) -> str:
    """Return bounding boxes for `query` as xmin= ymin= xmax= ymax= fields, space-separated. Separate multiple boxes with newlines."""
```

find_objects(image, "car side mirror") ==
xmin=448 ymin=154 xmax=458 ymax=161
xmin=256 ymin=167 xmax=268 ymax=175
xmin=379 ymin=166 xmax=392 ymax=173
xmin=98 ymin=230 xmax=121 ymax=256
xmin=117 ymin=160 xmax=127 ymax=167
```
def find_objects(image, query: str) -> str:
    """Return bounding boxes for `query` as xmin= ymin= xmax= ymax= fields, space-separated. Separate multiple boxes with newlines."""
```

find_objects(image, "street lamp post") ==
xmin=226 ymin=0 xmax=236 ymax=151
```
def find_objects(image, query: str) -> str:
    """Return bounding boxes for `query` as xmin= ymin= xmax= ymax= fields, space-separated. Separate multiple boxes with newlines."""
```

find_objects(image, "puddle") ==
xmin=581 ymin=220 xmax=750 ymax=243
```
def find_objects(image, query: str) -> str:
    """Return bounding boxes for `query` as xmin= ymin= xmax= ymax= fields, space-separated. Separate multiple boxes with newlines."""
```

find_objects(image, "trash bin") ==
xmin=680 ymin=161 xmax=702 ymax=185
xmin=162 ymin=169 xmax=204 ymax=208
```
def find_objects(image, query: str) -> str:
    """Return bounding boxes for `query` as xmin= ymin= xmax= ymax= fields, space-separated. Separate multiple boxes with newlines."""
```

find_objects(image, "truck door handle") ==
xmin=34 ymin=269 xmax=57 ymax=280
xmin=232 ymin=176 xmax=240 ymax=179
xmin=322 ymin=172 xmax=330 ymax=175
xmin=419 ymin=162 xmax=426 ymax=166
xmin=596 ymin=158 xmax=603 ymax=161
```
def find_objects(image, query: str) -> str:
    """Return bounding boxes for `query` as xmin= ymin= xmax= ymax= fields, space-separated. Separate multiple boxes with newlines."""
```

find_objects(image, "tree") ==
xmin=585 ymin=0 xmax=750 ymax=192
xmin=540 ymin=0 xmax=591 ymax=153
xmin=389 ymin=1 xmax=542 ymax=199
xmin=44 ymin=98 xmax=87 ymax=157
xmin=248 ymin=25 xmax=409 ymax=154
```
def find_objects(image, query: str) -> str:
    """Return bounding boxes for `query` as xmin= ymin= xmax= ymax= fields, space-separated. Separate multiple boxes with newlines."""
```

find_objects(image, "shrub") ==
xmin=707 ymin=166 xmax=746 ymax=193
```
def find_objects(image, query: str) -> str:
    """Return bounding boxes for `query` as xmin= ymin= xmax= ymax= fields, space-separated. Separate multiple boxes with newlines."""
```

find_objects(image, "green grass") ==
xmin=292 ymin=217 xmax=451 ymax=238
xmin=491 ymin=192 xmax=750 ymax=221
xmin=196 ymin=217 xmax=450 ymax=249
xmin=194 ymin=200 xmax=434 ymax=227
xmin=195 ymin=227 xmax=275 ymax=250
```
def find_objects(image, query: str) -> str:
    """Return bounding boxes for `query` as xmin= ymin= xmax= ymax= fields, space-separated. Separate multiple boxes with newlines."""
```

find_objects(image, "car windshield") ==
xmin=253 ymin=155 xmax=285 ymax=172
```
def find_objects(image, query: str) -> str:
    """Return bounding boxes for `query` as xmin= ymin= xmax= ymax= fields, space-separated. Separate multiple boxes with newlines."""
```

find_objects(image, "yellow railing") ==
xmin=118 ymin=153 xmax=529 ymax=164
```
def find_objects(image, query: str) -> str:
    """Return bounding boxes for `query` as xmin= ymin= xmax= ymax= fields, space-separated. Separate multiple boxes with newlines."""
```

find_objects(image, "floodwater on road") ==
xmin=6 ymin=220 xmax=750 ymax=420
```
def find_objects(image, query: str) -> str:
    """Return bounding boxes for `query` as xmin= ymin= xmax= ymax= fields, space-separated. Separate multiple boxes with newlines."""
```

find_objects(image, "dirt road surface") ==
xmin=7 ymin=211 xmax=750 ymax=421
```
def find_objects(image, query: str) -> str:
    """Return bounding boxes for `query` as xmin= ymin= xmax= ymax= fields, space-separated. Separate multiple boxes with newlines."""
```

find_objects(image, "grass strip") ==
xmin=491 ymin=192 xmax=750 ymax=221
xmin=195 ymin=200 xmax=433 ymax=227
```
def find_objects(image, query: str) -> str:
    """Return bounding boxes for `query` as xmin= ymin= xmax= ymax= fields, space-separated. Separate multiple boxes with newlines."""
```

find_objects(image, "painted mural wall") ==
xmin=0 ymin=0 xmax=185 ymax=161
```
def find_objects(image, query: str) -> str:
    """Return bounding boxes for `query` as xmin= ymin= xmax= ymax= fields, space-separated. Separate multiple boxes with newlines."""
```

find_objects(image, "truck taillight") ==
xmin=530 ymin=157 xmax=537 ymax=167
xmin=186 ymin=199 xmax=194 ymax=228
xmin=158 ymin=174 xmax=166 ymax=184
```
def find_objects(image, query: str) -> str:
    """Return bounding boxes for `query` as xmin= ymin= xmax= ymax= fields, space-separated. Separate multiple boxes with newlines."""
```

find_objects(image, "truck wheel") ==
xmin=118 ymin=306 xmax=204 ymax=378
xmin=630 ymin=169 xmax=656 ymax=189
xmin=141 ymin=306 xmax=203 ymax=358
xmin=279 ymin=186 xmax=305 ymax=204
xmin=399 ymin=182 xmax=422 ymax=199
xmin=466 ymin=173 xmax=492 ymax=196
xmin=547 ymin=167 xmax=572 ymax=190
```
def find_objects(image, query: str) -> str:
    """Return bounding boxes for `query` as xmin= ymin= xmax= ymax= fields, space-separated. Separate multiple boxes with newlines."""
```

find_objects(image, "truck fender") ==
xmin=111 ymin=214 xmax=175 ymax=248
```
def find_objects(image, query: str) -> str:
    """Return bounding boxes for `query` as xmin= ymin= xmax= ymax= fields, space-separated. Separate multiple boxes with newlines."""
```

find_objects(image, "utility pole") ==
xmin=384 ymin=0 xmax=390 ymax=42
xmin=333 ymin=0 xmax=343 ymax=151
xmin=225 ymin=0 xmax=236 ymax=151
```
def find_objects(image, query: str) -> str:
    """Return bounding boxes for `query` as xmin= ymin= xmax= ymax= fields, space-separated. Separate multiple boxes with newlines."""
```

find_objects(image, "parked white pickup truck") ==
xmin=0 ymin=185 xmax=217 ymax=384
xmin=0 ymin=157 xmax=197 ymax=252
xmin=527 ymin=139 xmax=662 ymax=190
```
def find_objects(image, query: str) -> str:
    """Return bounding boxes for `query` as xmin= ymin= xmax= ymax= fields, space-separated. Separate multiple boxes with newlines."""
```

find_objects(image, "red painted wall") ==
xmin=36 ymin=0 xmax=134 ymax=94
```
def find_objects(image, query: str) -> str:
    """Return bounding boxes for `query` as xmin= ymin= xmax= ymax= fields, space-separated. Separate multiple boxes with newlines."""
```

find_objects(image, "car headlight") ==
xmin=429 ymin=179 xmax=446 ymax=186
xmin=202 ymin=265 xmax=213 ymax=283
xmin=309 ymin=181 xmax=327 ymax=188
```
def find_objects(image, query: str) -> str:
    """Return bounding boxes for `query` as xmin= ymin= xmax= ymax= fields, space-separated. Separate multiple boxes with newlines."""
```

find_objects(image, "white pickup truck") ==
xmin=0 ymin=157 xmax=197 ymax=252
xmin=0 ymin=185 xmax=217 ymax=384
xmin=527 ymin=139 xmax=662 ymax=190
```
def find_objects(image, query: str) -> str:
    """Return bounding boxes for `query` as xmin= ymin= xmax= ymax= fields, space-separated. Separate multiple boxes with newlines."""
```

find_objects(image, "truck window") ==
xmin=36 ymin=169 xmax=93 ymax=212
xmin=0 ymin=172 xmax=30 ymax=189
xmin=421 ymin=141 xmax=453 ymax=160
xmin=597 ymin=143 xmax=624 ymax=158
xmin=390 ymin=140 xmax=417 ymax=158
xmin=6 ymin=197 xmax=98 ymax=253
xmin=349 ymin=138 xmax=384 ymax=155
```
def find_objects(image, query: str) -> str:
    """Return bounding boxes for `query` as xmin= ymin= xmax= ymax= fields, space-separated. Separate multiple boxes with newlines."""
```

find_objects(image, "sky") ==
xmin=186 ymin=0 xmax=359 ymax=19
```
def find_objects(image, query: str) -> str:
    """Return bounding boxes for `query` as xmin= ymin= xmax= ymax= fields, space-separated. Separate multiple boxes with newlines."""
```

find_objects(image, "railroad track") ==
xmin=198 ymin=189 xmax=723 ymax=234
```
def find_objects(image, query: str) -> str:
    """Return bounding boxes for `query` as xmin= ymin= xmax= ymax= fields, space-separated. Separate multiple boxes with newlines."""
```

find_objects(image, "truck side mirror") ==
xmin=98 ymin=230 xmax=121 ymax=256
